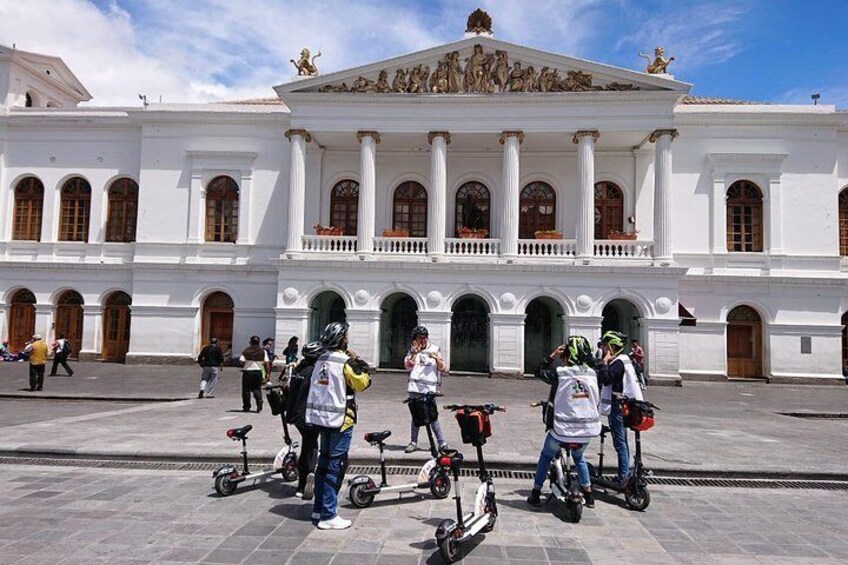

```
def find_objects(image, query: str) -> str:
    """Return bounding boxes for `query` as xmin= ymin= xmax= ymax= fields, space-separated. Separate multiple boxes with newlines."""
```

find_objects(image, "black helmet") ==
xmin=411 ymin=325 xmax=429 ymax=339
xmin=564 ymin=335 xmax=593 ymax=366
xmin=301 ymin=340 xmax=325 ymax=360
xmin=320 ymin=321 xmax=349 ymax=350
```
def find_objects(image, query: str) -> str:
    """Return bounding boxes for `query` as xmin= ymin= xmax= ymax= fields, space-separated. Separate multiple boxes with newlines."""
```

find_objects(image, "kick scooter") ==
xmin=348 ymin=393 xmax=451 ymax=507
xmin=530 ymin=400 xmax=585 ymax=523
xmin=434 ymin=403 xmax=505 ymax=564
xmin=587 ymin=394 xmax=658 ymax=510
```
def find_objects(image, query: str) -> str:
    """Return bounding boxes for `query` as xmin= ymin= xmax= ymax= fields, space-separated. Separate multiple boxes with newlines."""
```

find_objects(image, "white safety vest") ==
xmin=305 ymin=350 xmax=350 ymax=429
xmin=551 ymin=365 xmax=601 ymax=443
xmin=407 ymin=344 xmax=441 ymax=394
xmin=600 ymin=353 xmax=644 ymax=415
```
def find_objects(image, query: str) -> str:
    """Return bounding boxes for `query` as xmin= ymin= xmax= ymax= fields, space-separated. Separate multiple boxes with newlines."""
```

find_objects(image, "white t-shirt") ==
xmin=407 ymin=343 xmax=441 ymax=394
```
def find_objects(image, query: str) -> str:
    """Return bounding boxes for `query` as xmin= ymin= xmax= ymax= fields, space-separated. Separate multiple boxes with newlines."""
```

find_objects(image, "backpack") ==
xmin=61 ymin=340 xmax=71 ymax=355
xmin=196 ymin=346 xmax=209 ymax=367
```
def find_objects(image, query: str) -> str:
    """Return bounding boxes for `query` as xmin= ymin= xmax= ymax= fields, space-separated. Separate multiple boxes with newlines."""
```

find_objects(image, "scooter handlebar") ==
xmin=402 ymin=392 xmax=443 ymax=404
xmin=443 ymin=403 xmax=505 ymax=414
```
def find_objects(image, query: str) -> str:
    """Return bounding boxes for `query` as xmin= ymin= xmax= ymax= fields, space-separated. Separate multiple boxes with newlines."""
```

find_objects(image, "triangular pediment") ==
xmin=275 ymin=36 xmax=690 ymax=97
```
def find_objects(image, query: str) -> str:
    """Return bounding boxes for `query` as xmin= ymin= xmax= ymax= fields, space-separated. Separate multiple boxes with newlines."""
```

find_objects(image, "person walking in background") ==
xmin=283 ymin=336 xmax=299 ymax=365
xmin=197 ymin=337 xmax=224 ymax=399
xmin=630 ymin=339 xmax=647 ymax=389
xmin=49 ymin=332 xmax=74 ymax=377
xmin=239 ymin=335 xmax=269 ymax=412
xmin=24 ymin=334 xmax=49 ymax=391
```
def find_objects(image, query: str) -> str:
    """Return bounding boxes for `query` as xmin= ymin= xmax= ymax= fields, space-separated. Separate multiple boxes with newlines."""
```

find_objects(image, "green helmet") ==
xmin=565 ymin=335 xmax=593 ymax=366
xmin=601 ymin=331 xmax=628 ymax=355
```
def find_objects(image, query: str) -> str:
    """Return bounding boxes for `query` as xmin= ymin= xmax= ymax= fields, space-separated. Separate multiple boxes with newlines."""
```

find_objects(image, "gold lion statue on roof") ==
xmin=639 ymin=47 xmax=674 ymax=74
xmin=291 ymin=48 xmax=322 ymax=76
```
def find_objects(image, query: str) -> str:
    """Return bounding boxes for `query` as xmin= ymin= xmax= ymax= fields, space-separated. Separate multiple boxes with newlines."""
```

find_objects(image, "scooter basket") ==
xmin=408 ymin=395 xmax=439 ymax=427
xmin=622 ymin=398 xmax=655 ymax=431
xmin=266 ymin=387 xmax=285 ymax=416
xmin=455 ymin=409 xmax=492 ymax=446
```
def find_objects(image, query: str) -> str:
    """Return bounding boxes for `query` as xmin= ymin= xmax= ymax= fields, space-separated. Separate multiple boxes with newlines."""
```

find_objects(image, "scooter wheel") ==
xmin=214 ymin=473 xmax=237 ymax=497
xmin=429 ymin=469 xmax=451 ymax=499
xmin=625 ymin=483 xmax=651 ymax=511
xmin=281 ymin=462 xmax=299 ymax=482
xmin=481 ymin=512 xmax=497 ymax=533
xmin=565 ymin=500 xmax=583 ymax=523
xmin=437 ymin=527 xmax=460 ymax=564
xmin=349 ymin=483 xmax=375 ymax=508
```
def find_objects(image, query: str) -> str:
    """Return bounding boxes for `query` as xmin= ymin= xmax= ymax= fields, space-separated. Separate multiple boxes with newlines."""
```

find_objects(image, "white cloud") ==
xmin=776 ymin=86 xmax=848 ymax=108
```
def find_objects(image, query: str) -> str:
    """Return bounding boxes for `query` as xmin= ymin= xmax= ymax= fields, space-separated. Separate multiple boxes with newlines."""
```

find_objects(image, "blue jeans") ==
xmin=609 ymin=402 xmax=630 ymax=481
xmin=312 ymin=427 xmax=353 ymax=521
xmin=533 ymin=432 xmax=591 ymax=490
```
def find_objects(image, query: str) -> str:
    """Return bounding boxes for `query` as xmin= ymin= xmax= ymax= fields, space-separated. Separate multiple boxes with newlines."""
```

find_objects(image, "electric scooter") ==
xmin=212 ymin=400 xmax=300 ymax=496
xmin=530 ymin=400 xmax=585 ymax=523
xmin=587 ymin=394 xmax=658 ymax=511
xmin=348 ymin=393 xmax=451 ymax=507
xmin=434 ymin=403 xmax=505 ymax=564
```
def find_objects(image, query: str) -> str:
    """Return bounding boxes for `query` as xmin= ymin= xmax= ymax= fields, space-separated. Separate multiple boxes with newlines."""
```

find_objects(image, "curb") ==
xmin=0 ymin=393 xmax=189 ymax=402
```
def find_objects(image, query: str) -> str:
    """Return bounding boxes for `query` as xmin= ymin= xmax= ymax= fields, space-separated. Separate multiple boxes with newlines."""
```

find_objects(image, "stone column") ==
xmin=356 ymin=131 xmax=380 ymax=258
xmin=489 ymin=312 xmax=525 ymax=378
xmin=346 ymin=309 xmax=381 ymax=366
xmin=236 ymin=173 xmax=252 ymax=245
xmin=499 ymin=131 xmax=523 ymax=258
xmin=573 ymin=130 xmax=599 ymax=261
xmin=79 ymin=305 xmax=103 ymax=361
xmin=284 ymin=129 xmax=311 ymax=254
xmin=650 ymin=129 xmax=678 ymax=264
xmin=428 ymin=131 xmax=450 ymax=258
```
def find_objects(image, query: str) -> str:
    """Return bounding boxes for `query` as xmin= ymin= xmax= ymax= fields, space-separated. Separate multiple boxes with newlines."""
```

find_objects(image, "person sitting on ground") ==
xmin=403 ymin=325 xmax=450 ymax=453
xmin=239 ymin=336 xmax=269 ymax=412
xmin=528 ymin=335 xmax=602 ymax=508
xmin=283 ymin=340 xmax=325 ymax=500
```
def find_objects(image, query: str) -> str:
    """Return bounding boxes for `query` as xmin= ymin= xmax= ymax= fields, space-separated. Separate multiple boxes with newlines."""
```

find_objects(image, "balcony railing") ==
xmin=518 ymin=239 xmax=576 ymax=257
xmin=302 ymin=235 xmax=357 ymax=253
xmin=594 ymin=240 xmax=654 ymax=258
xmin=444 ymin=238 xmax=500 ymax=256
xmin=373 ymin=237 xmax=427 ymax=254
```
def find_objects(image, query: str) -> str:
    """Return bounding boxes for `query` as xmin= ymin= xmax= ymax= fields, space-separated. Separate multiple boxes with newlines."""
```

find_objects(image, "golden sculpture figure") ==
xmin=446 ymin=51 xmax=463 ymax=93
xmin=493 ymin=50 xmax=509 ymax=92
xmin=465 ymin=8 xmax=493 ymax=34
xmin=290 ymin=48 xmax=321 ymax=76
xmin=639 ymin=47 xmax=675 ymax=74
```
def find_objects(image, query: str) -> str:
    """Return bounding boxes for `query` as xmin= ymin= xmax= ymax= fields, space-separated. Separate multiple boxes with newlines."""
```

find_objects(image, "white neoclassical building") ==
xmin=1 ymin=21 xmax=847 ymax=384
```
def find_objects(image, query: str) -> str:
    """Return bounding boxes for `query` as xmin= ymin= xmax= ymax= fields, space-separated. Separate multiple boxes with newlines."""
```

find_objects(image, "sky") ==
xmin=0 ymin=0 xmax=846 ymax=108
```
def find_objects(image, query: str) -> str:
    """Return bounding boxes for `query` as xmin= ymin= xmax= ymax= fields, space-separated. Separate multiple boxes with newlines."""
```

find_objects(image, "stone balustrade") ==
xmin=302 ymin=235 xmax=357 ymax=253
xmin=444 ymin=238 xmax=500 ymax=256
xmin=517 ymin=239 xmax=577 ymax=257
xmin=373 ymin=237 xmax=427 ymax=254
xmin=594 ymin=239 xmax=654 ymax=258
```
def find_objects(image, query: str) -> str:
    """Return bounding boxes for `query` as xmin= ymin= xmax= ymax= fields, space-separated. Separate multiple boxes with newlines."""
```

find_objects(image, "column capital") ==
xmin=284 ymin=128 xmax=312 ymax=143
xmin=649 ymin=129 xmax=679 ymax=143
xmin=356 ymin=130 xmax=381 ymax=144
xmin=571 ymin=130 xmax=599 ymax=144
xmin=498 ymin=130 xmax=524 ymax=145
xmin=427 ymin=131 xmax=451 ymax=145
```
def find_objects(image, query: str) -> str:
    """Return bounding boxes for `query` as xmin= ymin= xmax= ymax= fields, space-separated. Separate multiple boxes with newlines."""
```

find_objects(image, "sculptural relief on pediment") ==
xmin=316 ymin=43 xmax=638 ymax=94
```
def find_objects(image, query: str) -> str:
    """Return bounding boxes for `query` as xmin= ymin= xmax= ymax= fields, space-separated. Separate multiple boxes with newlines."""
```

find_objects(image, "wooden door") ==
xmin=103 ymin=306 xmax=130 ymax=362
xmin=207 ymin=311 xmax=234 ymax=356
xmin=56 ymin=304 xmax=83 ymax=358
xmin=9 ymin=303 xmax=35 ymax=352
xmin=727 ymin=321 xmax=762 ymax=378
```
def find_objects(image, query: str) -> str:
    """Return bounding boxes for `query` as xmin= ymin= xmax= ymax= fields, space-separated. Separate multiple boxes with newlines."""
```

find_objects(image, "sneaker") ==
xmin=317 ymin=515 xmax=351 ymax=530
xmin=527 ymin=489 xmax=541 ymax=507
xmin=438 ymin=442 xmax=451 ymax=452
xmin=294 ymin=491 xmax=304 ymax=499
xmin=198 ymin=390 xmax=204 ymax=399
xmin=404 ymin=442 xmax=417 ymax=453
xmin=303 ymin=472 xmax=315 ymax=501
xmin=582 ymin=489 xmax=595 ymax=508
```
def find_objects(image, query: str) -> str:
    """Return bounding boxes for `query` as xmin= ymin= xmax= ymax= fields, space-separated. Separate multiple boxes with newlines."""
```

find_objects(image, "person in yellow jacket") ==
xmin=24 ymin=334 xmax=49 ymax=391
xmin=306 ymin=322 xmax=371 ymax=530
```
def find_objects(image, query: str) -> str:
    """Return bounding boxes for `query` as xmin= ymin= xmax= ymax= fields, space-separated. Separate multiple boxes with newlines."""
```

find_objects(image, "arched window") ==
xmin=519 ymin=181 xmax=556 ymax=238
xmin=839 ymin=187 xmax=848 ymax=257
xmin=455 ymin=181 xmax=490 ymax=236
xmin=392 ymin=181 xmax=428 ymax=237
xmin=59 ymin=177 xmax=91 ymax=242
xmin=726 ymin=180 xmax=764 ymax=252
xmin=205 ymin=176 xmax=239 ymax=243
xmin=330 ymin=180 xmax=359 ymax=236
xmin=13 ymin=177 xmax=44 ymax=241
xmin=105 ymin=178 xmax=139 ymax=243
xmin=594 ymin=181 xmax=624 ymax=239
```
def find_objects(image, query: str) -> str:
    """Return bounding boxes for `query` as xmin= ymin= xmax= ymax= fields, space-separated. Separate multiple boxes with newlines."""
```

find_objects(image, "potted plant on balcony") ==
xmin=382 ymin=228 xmax=410 ymax=238
xmin=458 ymin=226 xmax=489 ymax=239
xmin=534 ymin=230 xmax=562 ymax=240
xmin=607 ymin=230 xmax=639 ymax=240
xmin=314 ymin=224 xmax=344 ymax=236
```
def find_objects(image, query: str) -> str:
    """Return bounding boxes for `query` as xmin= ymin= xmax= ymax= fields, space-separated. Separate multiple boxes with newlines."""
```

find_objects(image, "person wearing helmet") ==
xmin=284 ymin=340 xmax=325 ymax=500
xmin=306 ymin=322 xmax=371 ymax=530
xmin=598 ymin=330 xmax=644 ymax=486
xmin=527 ymin=335 xmax=602 ymax=508
xmin=403 ymin=325 xmax=450 ymax=453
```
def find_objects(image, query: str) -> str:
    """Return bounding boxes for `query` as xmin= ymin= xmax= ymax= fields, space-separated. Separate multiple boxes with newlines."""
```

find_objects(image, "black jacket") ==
xmin=594 ymin=358 xmax=625 ymax=393
xmin=535 ymin=356 xmax=611 ymax=398
xmin=198 ymin=344 xmax=224 ymax=367
xmin=284 ymin=359 xmax=316 ymax=426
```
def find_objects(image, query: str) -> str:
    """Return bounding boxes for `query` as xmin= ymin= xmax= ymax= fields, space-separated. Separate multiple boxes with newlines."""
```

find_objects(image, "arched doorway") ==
xmin=451 ymin=295 xmax=489 ymax=373
xmin=8 ymin=289 xmax=36 ymax=352
xmin=601 ymin=299 xmax=641 ymax=346
xmin=201 ymin=292 xmax=234 ymax=357
xmin=310 ymin=291 xmax=347 ymax=341
xmin=524 ymin=297 xmax=564 ymax=373
xmin=727 ymin=305 xmax=763 ymax=378
xmin=380 ymin=293 xmax=418 ymax=369
xmin=56 ymin=290 xmax=84 ymax=358
xmin=102 ymin=291 xmax=131 ymax=363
